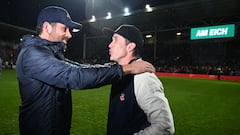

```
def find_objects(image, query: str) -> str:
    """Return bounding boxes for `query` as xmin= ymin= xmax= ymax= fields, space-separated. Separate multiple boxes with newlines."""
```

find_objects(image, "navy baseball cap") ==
xmin=37 ymin=6 xmax=82 ymax=32
xmin=103 ymin=24 xmax=144 ymax=50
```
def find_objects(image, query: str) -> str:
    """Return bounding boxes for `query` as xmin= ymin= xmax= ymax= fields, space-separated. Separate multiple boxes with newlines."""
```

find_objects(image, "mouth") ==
xmin=109 ymin=50 xmax=113 ymax=56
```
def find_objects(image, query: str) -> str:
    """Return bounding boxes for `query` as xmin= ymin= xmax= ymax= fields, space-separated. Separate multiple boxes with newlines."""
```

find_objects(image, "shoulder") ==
xmin=134 ymin=72 xmax=164 ymax=93
xmin=135 ymin=72 xmax=162 ymax=85
xmin=24 ymin=45 xmax=52 ymax=57
xmin=19 ymin=45 xmax=54 ymax=67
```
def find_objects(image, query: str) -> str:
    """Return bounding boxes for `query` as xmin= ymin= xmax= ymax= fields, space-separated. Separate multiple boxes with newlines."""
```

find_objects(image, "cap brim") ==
xmin=66 ymin=21 xmax=82 ymax=32
xmin=102 ymin=28 xmax=115 ymax=38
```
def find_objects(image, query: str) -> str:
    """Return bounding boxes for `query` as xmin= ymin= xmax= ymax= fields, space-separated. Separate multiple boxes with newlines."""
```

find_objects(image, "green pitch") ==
xmin=0 ymin=70 xmax=240 ymax=135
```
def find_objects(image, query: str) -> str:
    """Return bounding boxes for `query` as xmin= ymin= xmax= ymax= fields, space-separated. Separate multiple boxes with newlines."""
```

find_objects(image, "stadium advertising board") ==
xmin=190 ymin=24 xmax=235 ymax=40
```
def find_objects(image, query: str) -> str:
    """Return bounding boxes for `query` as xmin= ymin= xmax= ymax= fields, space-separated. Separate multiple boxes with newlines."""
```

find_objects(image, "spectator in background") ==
xmin=217 ymin=66 xmax=222 ymax=80
xmin=103 ymin=24 xmax=175 ymax=135
xmin=16 ymin=6 xmax=155 ymax=135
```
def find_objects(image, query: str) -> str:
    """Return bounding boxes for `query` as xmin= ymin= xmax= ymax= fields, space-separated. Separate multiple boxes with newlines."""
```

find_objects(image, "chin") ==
xmin=110 ymin=57 xmax=115 ymax=62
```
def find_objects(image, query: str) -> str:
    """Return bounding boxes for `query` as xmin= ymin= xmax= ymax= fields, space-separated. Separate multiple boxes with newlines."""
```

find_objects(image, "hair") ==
xmin=36 ymin=22 xmax=57 ymax=35
xmin=36 ymin=24 xmax=43 ymax=35
xmin=125 ymin=39 xmax=141 ymax=59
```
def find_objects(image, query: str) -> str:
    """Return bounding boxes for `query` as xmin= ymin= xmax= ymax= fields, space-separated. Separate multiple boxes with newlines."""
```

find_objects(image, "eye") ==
xmin=63 ymin=27 xmax=67 ymax=32
xmin=69 ymin=28 xmax=73 ymax=32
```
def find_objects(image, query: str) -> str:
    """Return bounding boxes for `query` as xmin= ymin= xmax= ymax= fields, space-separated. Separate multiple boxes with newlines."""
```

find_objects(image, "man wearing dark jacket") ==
xmin=103 ymin=24 xmax=175 ymax=135
xmin=16 ymin=6 xmax=155 ymax=135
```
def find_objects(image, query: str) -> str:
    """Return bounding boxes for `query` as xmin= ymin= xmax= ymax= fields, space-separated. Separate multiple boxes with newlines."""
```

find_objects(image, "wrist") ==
xmin=122 ymin=64 xmax=132 ymax=75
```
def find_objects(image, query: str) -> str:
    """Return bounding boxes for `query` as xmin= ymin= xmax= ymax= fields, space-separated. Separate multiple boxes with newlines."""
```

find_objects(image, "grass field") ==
xmin=0 ymin=69 xmax=240 ymax=135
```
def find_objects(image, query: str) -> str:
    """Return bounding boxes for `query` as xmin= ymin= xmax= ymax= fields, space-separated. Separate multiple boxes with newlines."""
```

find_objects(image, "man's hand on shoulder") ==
xmin=122 ymin=60 xmax=155 ymax=75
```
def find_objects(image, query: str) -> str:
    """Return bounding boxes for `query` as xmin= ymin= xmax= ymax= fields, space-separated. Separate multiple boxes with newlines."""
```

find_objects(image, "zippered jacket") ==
xmin=16 ymin=35 xmax=123 ymax=135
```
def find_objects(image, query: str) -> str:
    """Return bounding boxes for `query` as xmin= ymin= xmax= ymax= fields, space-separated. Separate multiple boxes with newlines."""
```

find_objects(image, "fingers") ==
xmin=145 ymin=62 xmax=156 ymax=73
xmin=130 ymin=60 xmax=155 ymax=74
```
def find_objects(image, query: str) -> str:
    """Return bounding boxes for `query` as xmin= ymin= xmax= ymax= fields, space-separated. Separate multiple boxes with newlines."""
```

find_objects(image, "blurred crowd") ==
xmin=0 ymin=47 xmax=17 ymax=69
xmin=155 ymin=64 xmax=240 ymax=76
xmin=0 ymin=43 xmax=239 ymax=76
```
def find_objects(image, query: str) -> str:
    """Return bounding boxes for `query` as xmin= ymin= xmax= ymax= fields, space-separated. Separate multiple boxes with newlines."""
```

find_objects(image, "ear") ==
xmin=127 ymin=42 xmax=136 ymax=52
xmin=42 ymin=22 xmax=52 ymax=34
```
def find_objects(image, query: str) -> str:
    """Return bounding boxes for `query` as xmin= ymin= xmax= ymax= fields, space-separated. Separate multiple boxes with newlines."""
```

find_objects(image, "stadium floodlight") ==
xmin=123 ymin=7 xmax=130 ymax=16
xmin=72 ymin=28 xmax=80 ymax=32
xmin=146 ymin=34 xmax=152 ymax=38
xmin=105 ymin=12 xmax=112 ymax=19
xmin=89 ymin=15 xmax=96 ymax=22
xmin=176 ymin=32 xmax=181 ymax=36
xmin=145 ymin=4 xmax=153 ymax=12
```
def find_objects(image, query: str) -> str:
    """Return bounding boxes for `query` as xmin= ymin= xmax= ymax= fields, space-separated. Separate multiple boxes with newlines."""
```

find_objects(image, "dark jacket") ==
xmin=16 ymin=35 xmax=123 ymax=135
xmin=107 ymin=72 xmax=175 ymax=135
xmin=107 ymin=75 xmax=150 ymax=135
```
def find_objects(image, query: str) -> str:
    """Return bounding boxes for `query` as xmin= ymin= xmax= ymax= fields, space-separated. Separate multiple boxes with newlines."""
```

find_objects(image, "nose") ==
xmin=66 ymin=29 xmax=72 ymax=39
xmin=108 ymin=41 xmax=113 ymax=48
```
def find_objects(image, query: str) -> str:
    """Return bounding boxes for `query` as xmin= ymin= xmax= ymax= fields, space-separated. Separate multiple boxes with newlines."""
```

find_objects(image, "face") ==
xmin=108 ymin=33 xmax=131 ymax=64
xmin=46 ymin=22 xmax=72 ymax=45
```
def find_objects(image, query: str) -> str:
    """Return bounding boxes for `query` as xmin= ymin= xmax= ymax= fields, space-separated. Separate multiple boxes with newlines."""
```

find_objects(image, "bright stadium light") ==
xmin=124 ymin=7 xmax=130 ymax=16
xmin=72 ymin=28 xmax=80 ymax=32
xmin=146 ymin=34 xmax=152 ymax=38
xmin=106 ymin=12 xmax=112 ymax=19
xmin=176 ymin=32 xmax=182 ymax=36
xmin=89 ymin=15 xmax=96 ymax=22
xmin=145 ymin=4 xmax=153 ymax=12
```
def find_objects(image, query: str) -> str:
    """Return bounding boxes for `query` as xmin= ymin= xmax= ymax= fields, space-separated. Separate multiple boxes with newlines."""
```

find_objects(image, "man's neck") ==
xmin=118 ymin=55 xmax=137 ymax=66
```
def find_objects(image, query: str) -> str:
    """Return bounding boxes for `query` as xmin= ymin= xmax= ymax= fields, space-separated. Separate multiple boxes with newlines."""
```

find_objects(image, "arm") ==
xmin=21 ymin=46 xmax=154 ymax=90
xmin=64 ymin=58 xmax=155 ymax=75
xmin=134 ymin=73 xmax=175 ymax=135
xmin=21 ymin=46 xmax=123 ymax=90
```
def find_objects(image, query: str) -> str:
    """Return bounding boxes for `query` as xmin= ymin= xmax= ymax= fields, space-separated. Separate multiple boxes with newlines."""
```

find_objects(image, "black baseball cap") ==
xmin=103 ymin=24 xmax=144 ymax=50
xmin=37 ymin=6 xmax=82 ymax=32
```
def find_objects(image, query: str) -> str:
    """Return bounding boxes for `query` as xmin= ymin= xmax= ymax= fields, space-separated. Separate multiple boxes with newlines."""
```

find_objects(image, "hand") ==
xmin=122 ymin=60 xmax=155 ymax=75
